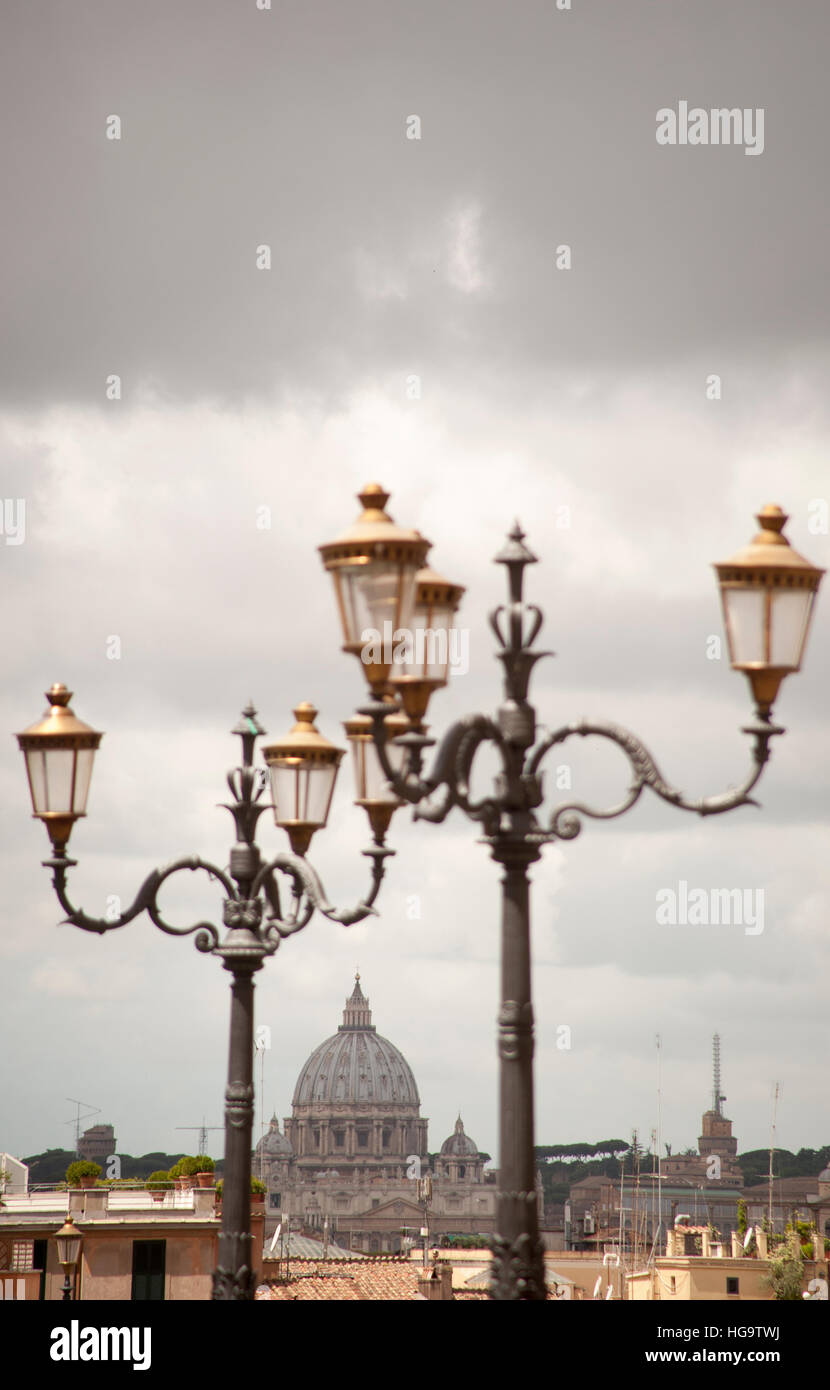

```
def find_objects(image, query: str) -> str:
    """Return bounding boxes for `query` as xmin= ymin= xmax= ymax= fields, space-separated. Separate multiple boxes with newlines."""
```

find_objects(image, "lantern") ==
xmin=319 ymin=484 xmax=431 ymax=692
xmin=343 ymin=703 xmax=410 ymax=843
xmin=390 ymin=565 xmax=465 ymax=723
xmin=262 ymin=703 xmax=344 ymax=855
xmin=17 ymin=684 xmax=103 ymax=852
xmin=714 ymin=505 xmax=824 ymax=715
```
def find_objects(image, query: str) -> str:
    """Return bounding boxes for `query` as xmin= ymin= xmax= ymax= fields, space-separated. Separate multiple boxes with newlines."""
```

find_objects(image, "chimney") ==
xmin=82 ymin=1188 xmax=108 ymax=1218
xmin=417 ymin=1261 xmax=453 ymax=1301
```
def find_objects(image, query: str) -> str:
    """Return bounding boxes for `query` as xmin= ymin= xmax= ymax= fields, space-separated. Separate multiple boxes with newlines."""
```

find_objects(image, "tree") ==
xmin=737 ymin=1200 xmax=748 ymax=1237
xmin=765 ymin=1246 xmax=805 ymax=1301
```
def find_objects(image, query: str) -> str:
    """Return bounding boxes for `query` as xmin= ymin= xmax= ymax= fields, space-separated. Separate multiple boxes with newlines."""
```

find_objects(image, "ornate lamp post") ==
xmin=17 ymin=690 xmax=405 ymax=1300
xmin=319 ymin=489 xmax=823 ymax=1300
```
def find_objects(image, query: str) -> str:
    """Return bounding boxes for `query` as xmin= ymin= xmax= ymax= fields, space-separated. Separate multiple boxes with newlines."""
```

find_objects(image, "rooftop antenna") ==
xmin=712 ymin=1033 xmax=726 ymax=1116
xmin=655 ymin=1034 xmax=663 ymax=1258
xmin=254 ymin=1029 xmax=268 ymax=1183
xmin=64 ymin=1099 xmax=100 ymax=1157
xmin=175 ymin=1119 xmax=223 ymax=1156
xmin=768 ymin=1082 xmax=780 ymax=1233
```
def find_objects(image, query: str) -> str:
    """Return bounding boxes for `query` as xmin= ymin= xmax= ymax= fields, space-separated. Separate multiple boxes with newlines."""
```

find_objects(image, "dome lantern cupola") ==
xmin=340 ymin=972 xmax=374 ymax=1031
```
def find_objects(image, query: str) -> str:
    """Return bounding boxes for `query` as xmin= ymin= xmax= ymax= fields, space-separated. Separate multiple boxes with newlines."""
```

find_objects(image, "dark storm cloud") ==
xmin=2 ymin=0 xmax=830 ymax=409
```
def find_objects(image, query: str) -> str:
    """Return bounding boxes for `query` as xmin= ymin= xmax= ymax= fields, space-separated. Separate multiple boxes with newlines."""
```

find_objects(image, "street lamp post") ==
xmin=17 ymin=695 xmax=405 ymax=1300
xmin=55 ymin=1213 xmax=83 ymax=1301
xmin=319 ymin=489 xmax=823 ymax=1300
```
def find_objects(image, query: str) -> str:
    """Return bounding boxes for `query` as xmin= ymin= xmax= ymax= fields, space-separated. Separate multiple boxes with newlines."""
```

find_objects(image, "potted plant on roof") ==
xmin=169 ymin=1156 xmax=200 ymax=1190
xmin=66 ymin=1159 xmax=102 ymax=1190
xmin=251 ymin=1177 xmax=266 ymax=1205
xmin=146 ymin=1171 xmax=173 ymax=1203
xmin=195 ymin=1156 xmax=215 ymax=1189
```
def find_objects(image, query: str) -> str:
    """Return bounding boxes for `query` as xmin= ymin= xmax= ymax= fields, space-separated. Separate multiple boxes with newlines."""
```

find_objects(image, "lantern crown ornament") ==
xmin=714 ymin=504 xmax=825 ymax=717
xmin=261 ymin=703 xmax=345 ymax=856
xmin=16 ymin=683 xmax=103 ymax=853
xmin=318 ymin=483 xmax=431 ymax=692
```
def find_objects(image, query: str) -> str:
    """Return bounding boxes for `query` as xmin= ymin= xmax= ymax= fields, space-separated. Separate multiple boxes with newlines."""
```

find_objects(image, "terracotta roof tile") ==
xmin=256 ymin=1256 xmax=440 ymax=1301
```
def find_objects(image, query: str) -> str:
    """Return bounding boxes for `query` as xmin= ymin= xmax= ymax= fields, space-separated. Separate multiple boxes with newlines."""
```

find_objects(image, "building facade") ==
xmin=255 ymin=977 xmax=497 ymax=1252
xmin=0 ymin=1185 xmax=255 ymax=1300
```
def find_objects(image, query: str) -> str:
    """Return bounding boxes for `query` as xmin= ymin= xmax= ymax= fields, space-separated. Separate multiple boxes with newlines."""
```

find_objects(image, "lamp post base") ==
xmin=491 ymin=1217 xmax=547 ymax=1301
xmin=212 ymin=1232 xmax=257 ymax=1301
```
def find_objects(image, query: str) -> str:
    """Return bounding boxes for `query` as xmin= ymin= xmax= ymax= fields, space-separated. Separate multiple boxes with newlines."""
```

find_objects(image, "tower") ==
xmin=699 ymin=1033 xmax=738 ymax=1164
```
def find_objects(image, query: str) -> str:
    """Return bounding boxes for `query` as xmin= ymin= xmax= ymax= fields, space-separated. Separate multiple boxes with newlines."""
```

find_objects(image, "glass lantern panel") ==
xmin=25 ymin=748 xmax=48 ymax=814
xmin=72 ymin=748 xmax=96 ymax=814
xmin=270 ymin=759 xmax=338 ymax=828
xmin=349 ymin=740 xmax=369 ymax=802
xmin=723 ymin=587 xmax=765 ymax=666
xmin=393 ymin=608 xmax=454 ymax=683
xmin=43 ymin=749 xmax=76 ymax=814
xmin=337 ymin=560 xmax=419 ymax=650
xmin=770 ymin=588 xmax=814 ymax=669
xmin=56 ymin=1234 xmax=81 ymax=1265
xmin=362 ymin=739 xmax=401 ymax=804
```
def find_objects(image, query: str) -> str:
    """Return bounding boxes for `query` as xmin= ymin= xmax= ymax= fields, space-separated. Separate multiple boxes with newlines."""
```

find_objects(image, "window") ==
xmin=372 ymin=1199 xmax=380 ymax=1209
xmin=11 ymin=1242 xmax=33 ymax=1271
xmin=313 ymin=1128 xmax=320 ymax=1149
xmin=269 ymin=1192 xmax=281 ymax=1209
xmin=726 ymin=1277 xmax=739 ymax=1296
xmin=382 ymin=1129 xmax=391 ymax=1149
xmin=357 ymin=1130 xmax=369 ymax=1149
xmin=334 ymin=1130 xmax=345 ymax=1148
xmin=670 ymin=1276 xmax=676 ymax=1295
xmin=131 ymin=1241 xmax=165 ymax=1302
xmin=458 ymin=1165 xmax=466 ymax=1179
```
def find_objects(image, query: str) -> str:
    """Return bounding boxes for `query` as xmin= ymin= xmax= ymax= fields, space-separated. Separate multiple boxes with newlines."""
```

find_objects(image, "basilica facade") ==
xmin=255 ymin=976 xmax=497 ymax=1252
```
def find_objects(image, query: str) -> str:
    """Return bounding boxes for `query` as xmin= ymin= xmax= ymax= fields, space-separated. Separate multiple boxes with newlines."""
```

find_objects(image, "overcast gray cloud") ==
xmin=1 ymin=1 xmax=828 ymax=1167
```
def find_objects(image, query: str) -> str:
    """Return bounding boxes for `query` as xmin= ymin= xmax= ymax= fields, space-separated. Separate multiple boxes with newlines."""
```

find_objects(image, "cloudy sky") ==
xmin=2 ymin=1 xmax=828 ymax=1170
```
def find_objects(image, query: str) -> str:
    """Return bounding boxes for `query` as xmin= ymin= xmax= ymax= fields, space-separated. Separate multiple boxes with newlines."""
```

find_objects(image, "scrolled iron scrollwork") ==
xmin=49 ymin=854 xmax=232 ymax=953
xmin=527 ymin=716 xmax=784 ymax=843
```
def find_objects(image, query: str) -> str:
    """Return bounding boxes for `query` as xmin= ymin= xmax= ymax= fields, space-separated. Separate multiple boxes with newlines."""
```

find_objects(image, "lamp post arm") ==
xmin=45 ymin=853 xmax=232 ymax=952
xmin=364 ymin=700 xmax=509 ymax=829
xmin=251 ymin=843 xmax=394 ymax=934
xmin=530 ymin=715 xmax=784 ymax=841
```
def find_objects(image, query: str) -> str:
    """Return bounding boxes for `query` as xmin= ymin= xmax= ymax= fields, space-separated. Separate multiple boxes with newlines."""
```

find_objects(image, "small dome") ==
xmin=256 ymin=1114 xmax=292 ymax=1158
xmin=818 ymin=1166 xmax=830 ymax=1183
xmin=440 ymin=1116 xmax=479 ymax=1157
